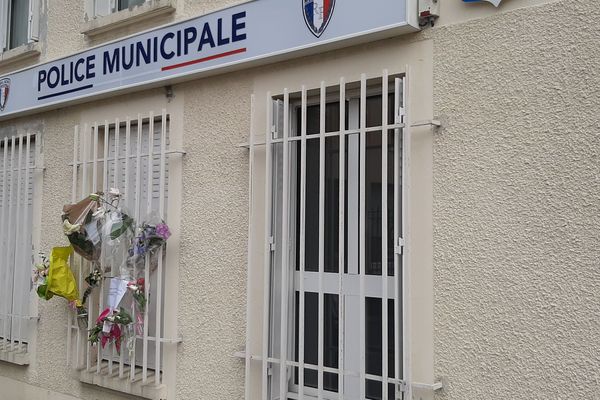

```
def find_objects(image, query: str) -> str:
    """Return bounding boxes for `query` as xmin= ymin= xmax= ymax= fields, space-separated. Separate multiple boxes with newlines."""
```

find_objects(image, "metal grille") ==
xmin=67 ymin=112 xmax=172 ymax=390
xmin=0 ymin=134 xmax=38 ymax=356
xmin=246 ymin=72 xmax=409 ymax=400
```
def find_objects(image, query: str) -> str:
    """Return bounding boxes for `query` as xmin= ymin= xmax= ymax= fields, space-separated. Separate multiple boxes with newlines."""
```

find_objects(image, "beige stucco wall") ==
xmin=0 ymin=0 xmax=598 ymax=399
xmin=433 ymin=0 xmax=600 ymax=399
xmin=175 ymin=71 xmax=251 ymax=399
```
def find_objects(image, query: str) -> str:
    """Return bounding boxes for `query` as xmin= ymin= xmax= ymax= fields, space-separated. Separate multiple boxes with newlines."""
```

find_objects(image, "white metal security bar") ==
xmin=0 ymin=133 xmax=39 ymax=359
xmin=68 ymin=112 xmax=175 ymax=397
xmin=246 ymin=71 xmax=409 ymax=400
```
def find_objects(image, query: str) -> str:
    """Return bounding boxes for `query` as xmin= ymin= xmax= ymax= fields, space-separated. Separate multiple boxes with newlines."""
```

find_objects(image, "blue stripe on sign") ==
xmin=37 ymin=84 xmax=94 ymax=100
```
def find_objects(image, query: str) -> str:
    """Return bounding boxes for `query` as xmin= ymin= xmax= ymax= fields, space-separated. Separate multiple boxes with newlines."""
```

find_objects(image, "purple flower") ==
xmin=134 ymin=241 xmax=147 ymax=256
xmin=155 ymin=223 xmax=171 ymax=240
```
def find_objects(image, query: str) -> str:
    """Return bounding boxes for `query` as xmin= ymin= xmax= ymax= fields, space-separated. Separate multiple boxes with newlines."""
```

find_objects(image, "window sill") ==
xmin=0 ymin=344 xmax=30 ymax=365
xmin=81 ymin=0 xmax=176 ymax=37
xmin=0 ymin=43 xmax=40 ymax=68
xmin=79 ymin=362 xmax=166 ymax=400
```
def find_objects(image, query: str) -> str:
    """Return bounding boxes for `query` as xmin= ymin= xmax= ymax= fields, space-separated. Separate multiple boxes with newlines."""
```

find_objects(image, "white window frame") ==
xmin=0 ymin=0 xmax=39 ymax=54
xmin=67 ymin=111 xmax=182 ymax=400
xmin=244 ymin=72 xmax=411 ymax=400
xmin=0 ymin=131 xmax=42 ymax=366
xmin=82 ymin=0 xmax=176 ymax=36
xmin=86 ymin=0 xmax=148 ymax=19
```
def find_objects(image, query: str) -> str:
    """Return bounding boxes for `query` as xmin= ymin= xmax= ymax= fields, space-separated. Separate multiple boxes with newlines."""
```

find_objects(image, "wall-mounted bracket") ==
xmin=413 ymin=381 xmax=444 ymax=391
xmin=418 ymin=0 xmax=440 ymax=27
xmin=411 ymin=119 xmax=441 ymax=128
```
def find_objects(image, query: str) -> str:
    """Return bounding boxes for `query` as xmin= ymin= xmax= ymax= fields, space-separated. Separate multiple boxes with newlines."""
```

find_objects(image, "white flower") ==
xmin=63 ymin=219 xmax=81 ymax=235
xmin=92 ymin=207 xmax=106 ymax=219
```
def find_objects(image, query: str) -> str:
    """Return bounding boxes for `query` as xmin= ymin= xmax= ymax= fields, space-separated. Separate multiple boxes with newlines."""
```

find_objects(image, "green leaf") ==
xmin=110 ymin=215 xmax=135 ymax=240
xmin=36 ymin=284 xmax=47 ymax=299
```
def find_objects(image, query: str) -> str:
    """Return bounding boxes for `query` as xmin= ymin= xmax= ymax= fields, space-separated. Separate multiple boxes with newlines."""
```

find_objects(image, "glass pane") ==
xmin=304 ymin=292 xmax=318 ymax=386
xmin=298 ymin=102 xmax=342 ymax=136
xmin=388 ymin=298 xmax=396 ymax=383
xmin=325 ymin=102 xmax=340 ymax=133
xmin=297 ymin=137 xmax=342 ymax=273
xmin=118 ymin=0 xmax=145 ymax=11
xmin=305 ymin=104 xmax=320 ymax=135
xmin=294 ymin=292 xmax=339 ymax=392
xmin=304 ymin=139 xmax=319 ymax=272
xmin=344 ymin=133 xmax=359 ymax=274
xmin=365 ymin=297 xmax=382 ymax=394
xmin=365 ymin=297 xmax=396 ymax=400
xmin=387 ymin=130 xmax=395 ymax=276
xmin=324 ymin=136 xmax=339 ymax=273
xmin=365 ymin=94 xmax=395 ymax=128
xmin=323 ymin=293 xmax=339 ymax=391
xmin=365 ymin=131 xmax=382 ymax=275
xmin=366 ymin=93 xmax=382 ymax=128
xmin=296 ymin=101 xmax=347 ymax=273
xmin=9 ymin=0 xmax=29 ymax=50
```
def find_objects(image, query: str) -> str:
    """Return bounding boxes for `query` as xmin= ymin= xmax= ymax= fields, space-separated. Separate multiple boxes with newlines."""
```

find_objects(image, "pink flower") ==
xmin=135 ymin=314 xmax=144 ymax=336
xmin=96 ymin=308 xmax=111 ymax=324
xmin=155 ymin=223 xmax=171 ymax=240
xmin=111 ymin=324 xmax=122 ymax=353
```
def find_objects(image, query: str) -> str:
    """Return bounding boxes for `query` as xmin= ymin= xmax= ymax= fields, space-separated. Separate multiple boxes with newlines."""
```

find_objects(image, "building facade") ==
xmin=0 ymin=0 xmax=598 ymax=399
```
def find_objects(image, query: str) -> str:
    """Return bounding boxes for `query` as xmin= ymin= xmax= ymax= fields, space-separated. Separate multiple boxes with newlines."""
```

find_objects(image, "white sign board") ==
xmin=0 ymin=0 xmax=417 ymax=119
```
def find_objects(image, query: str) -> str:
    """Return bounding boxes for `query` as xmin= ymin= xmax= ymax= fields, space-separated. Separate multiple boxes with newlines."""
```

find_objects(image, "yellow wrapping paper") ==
xmin=45 ymin=246 xmax=81 ymax=306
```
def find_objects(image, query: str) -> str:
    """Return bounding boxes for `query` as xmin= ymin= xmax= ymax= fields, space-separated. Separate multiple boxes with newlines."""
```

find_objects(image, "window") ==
xmin=0 ymin=133 xmax=40 ymax=364
xmin=245 ymin=73 xmax=409 ymax=400
xmin=90 ymin=0 xmax=147 ymax=18
xmin=0 ymin=0 xmax=39 ymax=53
xmin=67 ymin=112 xmax=179 ymax=399
xmin=82 ymin=0 xmax=175 ymax=36
xmin=117 ymin=0 xmax=146 ymax=12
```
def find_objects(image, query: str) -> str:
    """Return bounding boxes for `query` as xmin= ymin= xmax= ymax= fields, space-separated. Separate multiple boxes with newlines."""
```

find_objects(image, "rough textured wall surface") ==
xmin=44 ymin=0 xmax=87 ymax=61
xmin=176 ymin=72 xmax=251 ymax=399
xmin=182 ymin=0 xmax=245 ymax=18
xmin=433 ymin=1 xmax=600 ymax=399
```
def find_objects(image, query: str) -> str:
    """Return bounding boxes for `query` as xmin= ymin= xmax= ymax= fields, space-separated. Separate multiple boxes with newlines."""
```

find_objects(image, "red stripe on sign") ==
xmin=323 ymin=0 xmax=331 ymax=20
xmin=161 ymin=48 xmax=247 ymax=71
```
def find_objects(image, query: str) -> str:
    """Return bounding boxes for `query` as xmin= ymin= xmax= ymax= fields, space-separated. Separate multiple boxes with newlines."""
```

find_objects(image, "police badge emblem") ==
xmin=303 ymin=0 xmax=335 ymax=38
xmin=0 ymin=78 xmax=10 ymax=112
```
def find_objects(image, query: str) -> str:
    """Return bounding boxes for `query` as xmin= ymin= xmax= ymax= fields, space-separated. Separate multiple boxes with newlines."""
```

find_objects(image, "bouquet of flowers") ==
xmin=129 ymin=214 xmax=171 ymax=270
xmin=127 ymin=278 xmax=146 ymax=313
xmin=62 ymin=195 xmax=102 ymax=261
xmin=127 ymin=277 xmax=147 ymax=335
xmin=96 ymin=189 xmax=136 ymax=278
xmin=88 ymin=307 xmax=133 ymax=353
xmin=62 ymin=190 xmax=135 ymax=265
xmin=35 ymin=246 xmax=81 ymax=306
xmin=82 ymin=267 xmax=103 ymax=306
xmin=32 ymin=252 xmax=50 ymax=298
